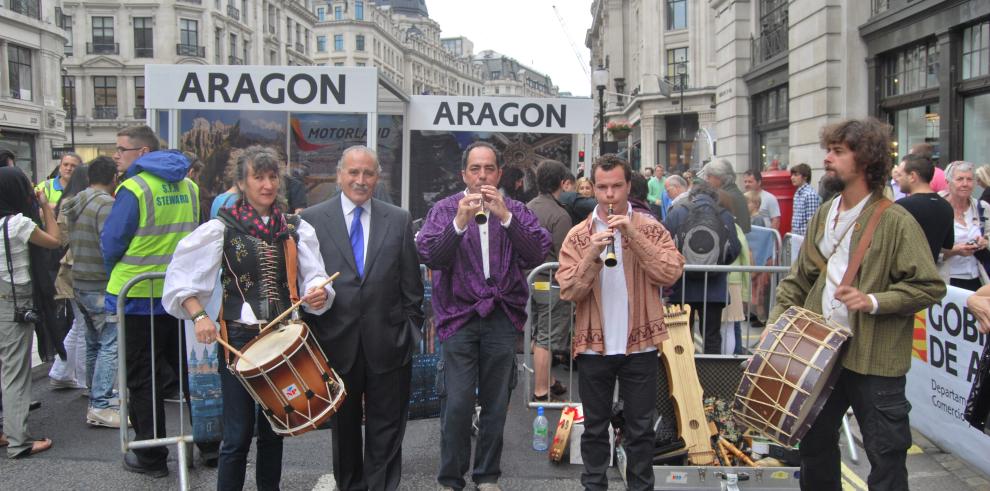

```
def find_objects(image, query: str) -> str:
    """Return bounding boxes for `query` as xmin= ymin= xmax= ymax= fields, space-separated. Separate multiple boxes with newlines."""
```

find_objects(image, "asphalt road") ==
xmin=1 ymin=360 xmax=987 ymax=490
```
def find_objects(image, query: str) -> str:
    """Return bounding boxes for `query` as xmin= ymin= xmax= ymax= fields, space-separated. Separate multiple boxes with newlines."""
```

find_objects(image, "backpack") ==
xmin=675 ymin=200 xmax=733 ymax=266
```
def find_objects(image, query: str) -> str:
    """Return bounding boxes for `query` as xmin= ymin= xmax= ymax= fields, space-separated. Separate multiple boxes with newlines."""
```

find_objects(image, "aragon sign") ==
xmin=145 ymin=66 xmax=378 ymax=113
xmin=409 ymin=95 xmax=593 ymax=134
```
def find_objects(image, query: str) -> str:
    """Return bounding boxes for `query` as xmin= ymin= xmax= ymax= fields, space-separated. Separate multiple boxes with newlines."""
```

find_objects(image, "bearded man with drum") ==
xmin=163 ymin=146 xmax=333 ymax=490
xmin=771 ymin=118 xmax=944 ymax=490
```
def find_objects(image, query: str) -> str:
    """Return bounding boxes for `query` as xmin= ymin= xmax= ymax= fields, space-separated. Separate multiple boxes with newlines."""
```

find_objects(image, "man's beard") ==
xmin=820 ymin=172 xmax=845 ymax=195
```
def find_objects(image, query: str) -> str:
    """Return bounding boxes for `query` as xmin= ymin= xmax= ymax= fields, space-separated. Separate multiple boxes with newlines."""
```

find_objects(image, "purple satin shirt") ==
xmin=416 ymin=192 xmax=552 ymax=341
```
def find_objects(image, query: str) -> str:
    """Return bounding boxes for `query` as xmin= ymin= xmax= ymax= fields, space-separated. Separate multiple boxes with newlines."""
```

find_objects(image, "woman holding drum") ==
xmin=163 ymin=146 xmax=334 ymax=491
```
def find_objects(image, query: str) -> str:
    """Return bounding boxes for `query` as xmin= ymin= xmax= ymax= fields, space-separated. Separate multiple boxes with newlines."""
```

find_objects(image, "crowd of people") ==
xmin=1 ymin=116 xmax=990 ymax=491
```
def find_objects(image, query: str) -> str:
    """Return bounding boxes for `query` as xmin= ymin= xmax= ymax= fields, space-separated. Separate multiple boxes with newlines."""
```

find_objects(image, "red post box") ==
xmin=762 ymin=169 xmax=797 ymax=236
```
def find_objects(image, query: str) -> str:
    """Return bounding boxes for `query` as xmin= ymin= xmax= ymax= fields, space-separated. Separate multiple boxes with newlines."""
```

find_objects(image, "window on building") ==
xmin=215 ymin=28 xmax=223 ymax=63
xmin=666 ymin=47 xmax=688 ymax=89
xmin=317 ymin=35 xmax=327 ymax=52
xmin=891 ymin=103 xmax=940 ymax=162
xmin=133 ymin=17 xmax=153 ymax=57
xmin=93 ymin=76 xmax=117 ymax=119
xmin=356 ymin=34 xmax=365 ymax=51
xmin=63 ymin=15 xmax=73 ymax=56
xmin=134 ymin=76 xmax=146 ymax=118
xmin=268 ymin=5 xmax=276 ymax=33
xmin=334 ymin=34 xmax=343 ymax=51
xmin=230 ymin=33 xmax=238 ymax=63
xmin=334 ymin=6 xmax=342 ymax=20
xmin=752 ymin=85 xmax=789 ymax=170
xmin=357 ymin=62 xmax=365 ymax=66
xmin=242 ymin=0 xmax=248 ymax=22
xmin=243 ymin=40 xmax=250 ymax=64
xmin=753 ymin=0 xmax=788 ymax=63
xmin=287 ymin=18 xmax=292 ymax=43
xmin=317 ymin=7 xmax=325 ymax=21
xmin=91 ymin=16 xmax=115 ymax=54
xmin=666 ymin=0 xmax=686 ymax=30
xmin=62 ymin=76 xmax=75 ymax=114
xmin=270 ymin=49 xmax=277 ymax=64
xmin=8 ymin=45 xmax=32 ymax=101
xmin=334 ymin=62 xmax=344 ymax=66
xmin=882 ymin=39 xmax=939 ymax=97
xmin=962 ymin=20 xmax=990 ymax=80
xmin=355 ymin=0 xmax=364 ymax=20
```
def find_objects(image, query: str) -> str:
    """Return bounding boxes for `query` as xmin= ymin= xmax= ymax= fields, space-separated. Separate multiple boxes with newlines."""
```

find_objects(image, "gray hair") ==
xmin=688 ymin=180 xmax=719 ymax=200
xmin=945 ymin=160 xmax=976 ymax=183
xmin=701 ymin=158 xmax=736 ymax=185
xmin=337 ymin=145 xmax=382 ymax=173
xmin=61 ymin=152 xmax=83 ymax=165
xmin=666 ymin=175 xmax=687 ymax=189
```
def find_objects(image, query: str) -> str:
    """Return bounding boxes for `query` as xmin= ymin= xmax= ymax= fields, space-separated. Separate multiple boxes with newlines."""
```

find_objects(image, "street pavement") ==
xmin=2 ymin=359 xmax=988 ymax=490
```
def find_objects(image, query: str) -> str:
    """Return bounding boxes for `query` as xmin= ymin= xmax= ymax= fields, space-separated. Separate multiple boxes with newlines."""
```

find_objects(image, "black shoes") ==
xmin=122 ymin=451 xmax=168 ymax=478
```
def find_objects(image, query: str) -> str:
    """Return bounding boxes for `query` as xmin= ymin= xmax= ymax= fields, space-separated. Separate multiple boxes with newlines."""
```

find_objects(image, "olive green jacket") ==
xmin=770 ymin=193 xmax=946 ymax=377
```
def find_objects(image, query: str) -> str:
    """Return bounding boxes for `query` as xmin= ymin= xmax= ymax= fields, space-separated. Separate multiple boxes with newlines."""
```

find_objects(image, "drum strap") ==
xmin=839 ymin=199 xmax=892 ymax=288
xmin=285 ymin=236 xmax=300 ymax=304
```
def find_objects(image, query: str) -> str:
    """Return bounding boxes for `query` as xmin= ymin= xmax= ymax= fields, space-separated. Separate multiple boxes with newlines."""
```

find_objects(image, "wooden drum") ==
xmin=231 ymin=321 xmax=346 ymax=436
xmin=732 ymin=306 xmax=852 ymax=447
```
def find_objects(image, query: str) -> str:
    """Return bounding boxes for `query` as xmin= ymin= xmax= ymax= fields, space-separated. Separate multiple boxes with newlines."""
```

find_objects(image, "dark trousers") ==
xmin=688 ymin=302 xmax=725 ymax=354
xmin=217 ymin=326 xmax=283 ymax=491
xmin=123 ymin=314 xmax=218 ymax=466
xmin=799 ymin=369 xmax=911 ymax=491
xmin=332 ymin=345 xmax=411 ymax=491
xmin=437 ymin=310 xmax=518 ymax=490
xmin=576 ymin=352 xmax=658 ymax=491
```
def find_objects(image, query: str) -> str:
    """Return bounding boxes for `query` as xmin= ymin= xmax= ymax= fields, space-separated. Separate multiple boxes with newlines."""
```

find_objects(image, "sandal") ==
xmin=0 ymin=434 xmax=7 ymax=447
xmin=12 ymin=438 xmax=52 ymax=458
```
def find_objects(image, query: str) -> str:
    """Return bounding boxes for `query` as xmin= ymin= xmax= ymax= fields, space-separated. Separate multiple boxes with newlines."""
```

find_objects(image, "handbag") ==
xmin=965 ymin=339 xmax=990 ymax=430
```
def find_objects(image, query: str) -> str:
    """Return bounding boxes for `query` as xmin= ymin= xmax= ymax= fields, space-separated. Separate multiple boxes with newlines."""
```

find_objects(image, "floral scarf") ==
xmin=226 ymin=197 xmax=288 ymax=243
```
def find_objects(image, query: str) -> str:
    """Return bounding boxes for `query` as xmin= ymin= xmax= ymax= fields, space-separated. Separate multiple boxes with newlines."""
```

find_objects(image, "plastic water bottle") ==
xmin=533 ymin=406 xmax=549 ymax=451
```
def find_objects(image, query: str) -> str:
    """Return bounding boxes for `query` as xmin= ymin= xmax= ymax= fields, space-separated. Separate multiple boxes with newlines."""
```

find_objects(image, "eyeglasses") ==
xmin=114 ymin=146 xmax=145 ymax=155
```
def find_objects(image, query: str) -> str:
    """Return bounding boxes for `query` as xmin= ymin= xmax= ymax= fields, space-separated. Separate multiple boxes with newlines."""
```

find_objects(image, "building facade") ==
xmin=313 ymin=0 xmax=483 ymax=96
xmin=1 ymin=0 xmax=69 ymax=181
xmin=711 ymin=0 xmax=989 ymax=180
xmin=473 ymin=50 xmax=558 ymax=97
xmin=60 ymin=0 xmax=318 ymax=160
xmin=586 ymin=0 xmax=719 ymax=172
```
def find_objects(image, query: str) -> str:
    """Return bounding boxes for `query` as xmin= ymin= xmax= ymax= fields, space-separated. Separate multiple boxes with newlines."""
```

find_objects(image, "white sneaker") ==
xmin=87 ymin=407 xmax=124 ymax=428
xmin=477 ymin=484 xmax=502 ymax=491
xmin=50 ymin=378 xmax=86 ymax=390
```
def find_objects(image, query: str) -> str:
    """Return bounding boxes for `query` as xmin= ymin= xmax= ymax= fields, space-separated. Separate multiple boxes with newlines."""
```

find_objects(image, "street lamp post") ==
xmin=61 ymin=68 xmax=75 ymax=149
xmin=592 ymin=66 xmax=609 ymax=157
xmin=677 ymin=62 xmax=687 ymax=170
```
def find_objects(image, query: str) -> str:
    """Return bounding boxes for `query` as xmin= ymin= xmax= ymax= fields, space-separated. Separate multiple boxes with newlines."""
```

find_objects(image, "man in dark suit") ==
xmin=301 ymin=145 xmax=425 ymax=491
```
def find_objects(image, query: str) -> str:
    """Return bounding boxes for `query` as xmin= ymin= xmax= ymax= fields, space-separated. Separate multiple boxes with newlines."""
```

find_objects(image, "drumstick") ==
xmin=263 ymin=272 xmax=340 ymax=331
xmin=214 ymin=336 xmax=252 ymax=365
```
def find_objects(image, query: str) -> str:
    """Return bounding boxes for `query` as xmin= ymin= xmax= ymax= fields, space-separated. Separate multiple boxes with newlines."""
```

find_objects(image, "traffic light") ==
xmin=578 ymin=150 xmax=585 ymax=162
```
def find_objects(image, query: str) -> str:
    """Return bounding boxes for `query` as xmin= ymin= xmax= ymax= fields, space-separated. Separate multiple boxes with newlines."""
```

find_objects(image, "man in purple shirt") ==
xmin=417 ymin=141 xmax=551 ymax=491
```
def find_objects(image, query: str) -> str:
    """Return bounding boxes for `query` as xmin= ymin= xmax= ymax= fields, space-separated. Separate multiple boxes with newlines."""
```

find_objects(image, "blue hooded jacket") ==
xmin=101 ymin=150 xmax=191 ymax=315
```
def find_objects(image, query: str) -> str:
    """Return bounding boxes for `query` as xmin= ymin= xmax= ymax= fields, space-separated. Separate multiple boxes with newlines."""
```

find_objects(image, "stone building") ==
xmin=586 ymin=0 xmax=719 ymax=171
xmin=473 ymin=50 xmax=558 ymax=98
xmin=313 ymin=0 xmax=483 ymax=96
xmin=0 ymin=0 xmax=69 ymax=181
xmin=59 ymin=0 xmax=318 ymax=159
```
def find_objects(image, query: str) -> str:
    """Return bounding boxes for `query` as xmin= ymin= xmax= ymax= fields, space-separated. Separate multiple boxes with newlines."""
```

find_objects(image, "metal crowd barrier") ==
xmin=523 ymin=262 xmax=575 ymax=410
xmin=116 ymin=272 xmax=194 ymax=490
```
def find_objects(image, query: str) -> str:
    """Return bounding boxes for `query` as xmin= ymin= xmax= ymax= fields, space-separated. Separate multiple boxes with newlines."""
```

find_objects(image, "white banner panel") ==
xmin=145 ymin=65 xmax=378 ymax=113
xmin=907 ymin=285 xmax=990 ymax=477
xmin=408 ymin=95 xmax=593 ymax=134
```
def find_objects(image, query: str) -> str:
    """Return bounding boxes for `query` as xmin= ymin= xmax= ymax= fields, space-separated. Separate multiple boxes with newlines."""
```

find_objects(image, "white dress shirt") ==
xmin=341 ymin=193 xmax=371 ymax=267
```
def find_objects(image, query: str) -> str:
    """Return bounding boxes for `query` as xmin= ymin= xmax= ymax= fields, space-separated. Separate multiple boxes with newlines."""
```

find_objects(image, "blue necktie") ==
xmin=350 ymin=206 xmax=364 ymax=277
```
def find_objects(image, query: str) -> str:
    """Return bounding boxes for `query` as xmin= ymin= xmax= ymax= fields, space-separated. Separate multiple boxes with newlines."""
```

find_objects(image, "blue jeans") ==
xmin=217 ymin=326 xmax=283 ymax=491
xmin=74 ymin=288 xmax=117 ymax=409
xmin=437 ymin=309 xmax=518 ymax=490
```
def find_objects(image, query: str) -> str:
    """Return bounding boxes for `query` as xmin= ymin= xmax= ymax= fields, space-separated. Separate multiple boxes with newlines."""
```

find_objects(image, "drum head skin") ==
xmin=236 ymin=323 xmax=305 ymax=371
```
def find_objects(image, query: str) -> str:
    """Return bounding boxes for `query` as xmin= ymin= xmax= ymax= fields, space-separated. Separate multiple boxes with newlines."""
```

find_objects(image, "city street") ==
xmin=1 ymin=359 xmax=988 ymax=490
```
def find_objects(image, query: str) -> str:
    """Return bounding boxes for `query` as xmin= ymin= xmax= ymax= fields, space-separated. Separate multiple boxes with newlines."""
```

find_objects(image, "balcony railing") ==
xmin=135 ymin=47 xmax=153 ymax=58
xmin=134 ymin=107 xmax=147 ymax=119
xmin=93 ymin=106 xmax=118 ymax=120
xmin=227 ymin=5 xmax=240 ymax=21
xmin=63 ymin=45 xmax=73 ymax=56
xmin=751 ymin=24 xmax=788 ymax=66
xmin=176 ymin=44 xmax=206 ymax=57
xmin=228 ymin=56 xmax=244 ymax=65
xmin=8 ymin=0 xmax=40 ymax=20
xmin=178 ymin=0 xmax=202 ymax=4
xmin=86 ymin=42 xmax=119 ymax=55
xmin=295 ymin=42 xmax=305 ymax=53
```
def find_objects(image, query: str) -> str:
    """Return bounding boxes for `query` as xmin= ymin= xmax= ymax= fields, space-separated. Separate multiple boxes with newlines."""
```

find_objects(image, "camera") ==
xmin=968 ymin=239 xmax=979 ymax=246
xmin=14 ymin=307 xmax=41 ymax=324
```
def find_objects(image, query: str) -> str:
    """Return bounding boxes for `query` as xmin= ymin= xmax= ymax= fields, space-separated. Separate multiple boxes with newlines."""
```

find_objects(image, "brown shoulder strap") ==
xmin=839 ymin=199 xmax=892 ymax=288
xmin=285 ymin=236 xmax=300 ymax=304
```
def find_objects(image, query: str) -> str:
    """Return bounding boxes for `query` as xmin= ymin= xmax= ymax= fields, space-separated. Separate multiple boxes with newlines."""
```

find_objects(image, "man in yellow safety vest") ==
xmin=101 ymin=124 xmax=214 ymax=477
xmin=36 ymin=153 xmax=82 ymax=205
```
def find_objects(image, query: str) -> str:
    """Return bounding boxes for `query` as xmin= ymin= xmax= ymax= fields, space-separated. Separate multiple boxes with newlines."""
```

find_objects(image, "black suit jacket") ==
xmin=301 ymin=196 xmax=425 ymax=375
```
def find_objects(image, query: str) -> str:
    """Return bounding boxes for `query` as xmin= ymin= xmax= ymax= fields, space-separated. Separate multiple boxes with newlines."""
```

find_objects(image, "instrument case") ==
xmin=649 ymin=354 xmax=800 ymax=490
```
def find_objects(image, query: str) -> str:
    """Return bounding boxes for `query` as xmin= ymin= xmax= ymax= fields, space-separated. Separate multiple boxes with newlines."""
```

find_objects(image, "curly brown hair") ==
xmin=819 ymin=118 xmax=893 ymax=192
xmin=590 ymin=153 xmax=632 ymax=184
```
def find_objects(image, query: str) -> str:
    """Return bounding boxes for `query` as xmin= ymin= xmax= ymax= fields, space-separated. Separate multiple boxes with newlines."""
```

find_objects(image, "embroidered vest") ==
xmin=220 ymin=215 xmax=300 ymax=322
